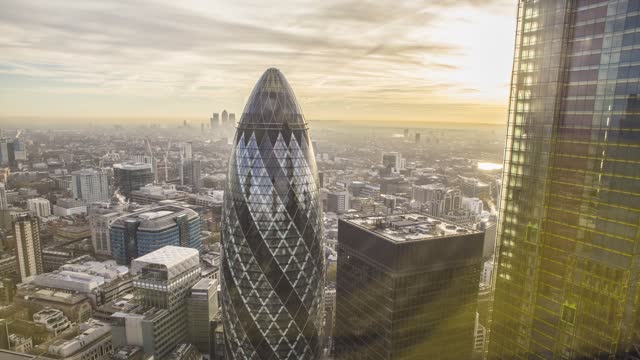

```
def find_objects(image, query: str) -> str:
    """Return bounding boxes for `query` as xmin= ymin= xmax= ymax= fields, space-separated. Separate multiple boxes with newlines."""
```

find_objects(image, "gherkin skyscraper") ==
xmin=220 ymin=68 xmax=325 ymax=359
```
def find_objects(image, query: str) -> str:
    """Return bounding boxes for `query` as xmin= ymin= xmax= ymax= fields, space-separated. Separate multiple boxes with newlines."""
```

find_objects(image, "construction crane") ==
xmin=164 ymin=139 xmax=172 ymax=182
xmin=144 ymin=138 xmax=158 ymax=183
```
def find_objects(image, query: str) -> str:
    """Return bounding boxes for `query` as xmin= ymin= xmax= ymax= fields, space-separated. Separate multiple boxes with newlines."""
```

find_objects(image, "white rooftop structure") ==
xmin=32 ymin=271 xmax=103 ymax=293
xmin=135 ymin=184 xmax=178 ymax=196
xmin=131 ymin=246 xmax=199 ymax=280
xmin=137 ymin=210 xmax=174 ymax=220
xmin=48 ymin=319 xmax=111 ymax=357
xmin=113 ymin=162 xmax=152 ymax=171
xmin=347 ymin=213 xmax=482 ymax=243
xmin=31 ymin=260 xmax=129 ymax=293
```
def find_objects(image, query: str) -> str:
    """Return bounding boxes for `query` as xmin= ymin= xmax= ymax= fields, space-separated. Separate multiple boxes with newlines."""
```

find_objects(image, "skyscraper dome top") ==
xmin=239 ymin=68 xmax=305 ymax=129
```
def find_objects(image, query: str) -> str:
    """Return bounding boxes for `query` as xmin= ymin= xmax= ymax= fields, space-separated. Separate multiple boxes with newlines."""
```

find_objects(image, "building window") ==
xmin=561 ymin=302 xmax=577 ymax=325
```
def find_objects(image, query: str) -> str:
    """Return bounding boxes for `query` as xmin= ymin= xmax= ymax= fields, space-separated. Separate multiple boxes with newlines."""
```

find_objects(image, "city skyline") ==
xmin=0 ymin=0 xmax=515 ymax=125
xmin=2 ymin=1 xmax=640 ymax=359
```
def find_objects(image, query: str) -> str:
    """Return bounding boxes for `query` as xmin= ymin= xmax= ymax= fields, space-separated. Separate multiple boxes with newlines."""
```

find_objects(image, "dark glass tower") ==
xmin=489 ymin=1 xmax=640 ymax=358
xmin=220 ymin=68 xmax=324 ymax=359
xmin=334 ymin=214 xmax=484 ymax=360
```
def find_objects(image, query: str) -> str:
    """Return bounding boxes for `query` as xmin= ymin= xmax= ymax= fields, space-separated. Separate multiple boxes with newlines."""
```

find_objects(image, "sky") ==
xmin=0 ymin=0 xmax=516 ymax=126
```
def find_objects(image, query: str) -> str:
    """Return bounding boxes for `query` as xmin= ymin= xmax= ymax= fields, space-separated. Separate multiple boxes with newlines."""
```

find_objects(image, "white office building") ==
xmin=72 ymin=169 xmax=110 ymax=204
xmin=0 ymin=182 xmax=7 ymax=209
xmin=27 ymin=197 xmax=51 ymax=218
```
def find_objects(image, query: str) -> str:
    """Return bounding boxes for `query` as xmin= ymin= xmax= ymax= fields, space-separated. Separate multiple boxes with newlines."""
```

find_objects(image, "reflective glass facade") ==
xmin=110 ymin=206 xmax=202 ymax=265
xmin=489 ymin=1 xmax=640 ymax=358
xmin=333 ymin=217 xmax=484 ymax=360
xmin=221 ymin=68 xmax=325 ymax=359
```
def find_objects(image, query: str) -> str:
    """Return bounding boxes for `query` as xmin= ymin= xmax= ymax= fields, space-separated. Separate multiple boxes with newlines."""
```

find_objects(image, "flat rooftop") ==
xmin=113 ymin=162 xmax=152 ymax=170
xmin=111 ymin=205 xmax=199 ymax=231
xmin=191 ymin=278 xmax=217 ymax=292
xmin=131 ymin=245 xmax=200 ymax=280
xmin=345 ymin=213 xmax=481 ymax=243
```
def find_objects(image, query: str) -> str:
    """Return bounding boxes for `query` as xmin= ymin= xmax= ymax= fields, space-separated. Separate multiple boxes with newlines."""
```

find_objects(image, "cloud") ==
xmin=0 ymin=0 xmax=515 ymax=122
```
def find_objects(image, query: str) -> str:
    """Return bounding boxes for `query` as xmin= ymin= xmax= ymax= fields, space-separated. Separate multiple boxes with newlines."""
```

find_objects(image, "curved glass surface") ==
xmin=220 ymin=68 xmax=325 ymax=359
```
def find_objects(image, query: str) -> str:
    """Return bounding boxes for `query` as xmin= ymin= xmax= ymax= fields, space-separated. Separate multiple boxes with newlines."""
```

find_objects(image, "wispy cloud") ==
xmin=0 ymin=0 xmax=515 ymax=123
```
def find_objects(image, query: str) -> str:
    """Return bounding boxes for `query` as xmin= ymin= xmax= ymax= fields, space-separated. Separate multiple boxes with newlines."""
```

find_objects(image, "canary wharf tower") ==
xmin=220 ymin=68 xmax=324 ymax=359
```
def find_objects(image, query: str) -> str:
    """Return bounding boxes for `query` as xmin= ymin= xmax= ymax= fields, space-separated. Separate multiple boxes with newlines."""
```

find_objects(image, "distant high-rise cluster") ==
xmin=210 ymin=112 xmax=220 ymax=128
xmin=209 ymin=109 xmax=237 ymax=136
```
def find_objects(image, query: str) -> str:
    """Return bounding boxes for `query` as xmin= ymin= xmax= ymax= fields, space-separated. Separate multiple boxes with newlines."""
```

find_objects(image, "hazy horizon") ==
xmin=0 ymin=116 xmax=509 ymax=129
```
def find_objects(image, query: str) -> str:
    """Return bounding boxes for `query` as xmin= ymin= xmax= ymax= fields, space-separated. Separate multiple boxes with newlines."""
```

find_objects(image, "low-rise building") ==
xmin=167 ymin=343 xmax=200 ymax=360
xmin=189 ymin=190 xmax=223 ymax=208
xmin=33 ymin=308 xmax=71 ymax=335
xmin=9 ymin=334 xmax=33 ymax=353
xmin=15 ymin=285 xmax=93 ymax=322
xmin=47 ymin=319 xmax=112 ymax=360
xmin=32 ymin=259 xmax=132 ymax=308
xmin=52 ymin=198 xmax=87 ymax=217
xmin=111 ymin=345 xmax=148 ymax=360
xmin=130 ymin=184 xmax=189 ymax=205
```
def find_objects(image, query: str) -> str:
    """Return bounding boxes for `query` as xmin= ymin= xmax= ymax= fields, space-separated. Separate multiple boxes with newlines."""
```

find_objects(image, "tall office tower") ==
xmin=109 ymin=204 xmax=202 ymax=265
xmin=415 ymin=133 xmax=421 ymax=144
xmin=0 ymin=182 xmax=7 ymax=210
xmin=0 ymin=139 xmax=10 ymax=167
xmin=111 ymin=246 xmax=201 ymax=359
xmin=220 ymin=68 xmax=324 ymax=359
xmin=13 ymin=214 xmax=43 ymax=282
xmin=26 ymin=197 xmax=51 ymax=218
xmin=221 ymin=110 xmax=228 ymax=125
xmin=442 ymin=188 xmax=462 ymax=215
xmin=113 ymin=162 xmax=154 ymax=200
xmin=334 ymin=214 xmax=484 ymax=359
xmin=489 ymin=1 xmax=640 ymax=358
xmin=89 ymin=207 xmax=120 ymax=256
xmin=211 ymin=113 xmax=220 ymax=128
xmin=183 ymin=159 xmax=202 ymax=192
xmin=325 ymin=187 xmax=350 ymax=214
xmin=0 ymin=169 xmax=8 ymax=185
xmin=412 ymin=184 xmax=447 ymax=216
xmin=228 ymin=113 xmax=236 ymax=125
xmin=381 ymin=152 xmax=405 ymax=174
xmin=71 ymin=169 xmax=110 ymax=204
xmin=10 ymin=138 xmax=26 ymax=163
xmin=0 ymin=138 xmax=26 ymax=168
xmin=187 ymin=278 xmax=219 ymax=355
xmin=182 ymin=142 xmax=193 ymax=160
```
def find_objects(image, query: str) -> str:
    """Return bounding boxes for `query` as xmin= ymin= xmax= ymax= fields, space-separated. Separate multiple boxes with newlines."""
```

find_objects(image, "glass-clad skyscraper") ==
xmin=489 ymin=1 xmax=640 ymax=358
xmin=220 ymin=68 xmax=324 ymax=359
